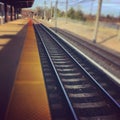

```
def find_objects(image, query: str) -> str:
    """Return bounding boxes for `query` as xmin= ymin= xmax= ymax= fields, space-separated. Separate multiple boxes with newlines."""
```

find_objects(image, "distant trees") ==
xmin=35 ymin=6 xmax=65 ymax=19
xmin=67 ymin=8 xmax=75 ymax=19
xmin=34 ymin=6 xmax=120 ymax=23
xmin=35 ymin=6 xmax=86 ymax=21
xmin=57 ymin=9 xmax=65 ymax=17
xmin=35 ymin=7 xmax=44 ymax=18
xmin=67 ymin=7 xmax=86 ymax=21
xmin=99 ymin=14 xmax=120 ymax=23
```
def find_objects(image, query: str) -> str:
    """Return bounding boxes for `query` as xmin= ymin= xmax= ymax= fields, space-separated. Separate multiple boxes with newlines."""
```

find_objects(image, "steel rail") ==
xmin=34 ymin=24 xmax=79 ymax=120
xmin=39 ymin=24 xmax=120 ymax=110
xmin=58 ymin=30 xmax=120 ymax=67
xmin=44 ymin=25 xmax=120 ymax=85
xmin=50 ymin=28 xmax=120 ymax=67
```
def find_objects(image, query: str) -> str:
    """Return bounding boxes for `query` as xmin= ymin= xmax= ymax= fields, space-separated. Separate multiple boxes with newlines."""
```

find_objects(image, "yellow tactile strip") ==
xmin=5 ymin=20 xmax=51 ymax=120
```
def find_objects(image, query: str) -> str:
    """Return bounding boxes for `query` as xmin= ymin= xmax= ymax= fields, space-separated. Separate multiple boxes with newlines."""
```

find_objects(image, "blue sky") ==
xmin=32 ymin=0 xmax=120 ymax=17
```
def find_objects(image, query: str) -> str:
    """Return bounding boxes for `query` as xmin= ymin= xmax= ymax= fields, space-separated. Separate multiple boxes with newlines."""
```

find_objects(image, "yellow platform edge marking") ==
xmin=5 ymin=20 xmax=51 ymax=120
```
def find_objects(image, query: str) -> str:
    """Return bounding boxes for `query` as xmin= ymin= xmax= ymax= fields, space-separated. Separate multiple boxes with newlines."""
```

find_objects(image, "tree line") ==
xmin=35 ymin=6 xmax=120 ymax=23
xmin=35 ymin=6 xmax=86 ymax=21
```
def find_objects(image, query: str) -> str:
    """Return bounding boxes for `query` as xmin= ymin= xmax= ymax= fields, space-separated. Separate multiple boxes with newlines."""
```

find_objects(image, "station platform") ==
xmin=0 ymin=19 xmax=51 ymax=120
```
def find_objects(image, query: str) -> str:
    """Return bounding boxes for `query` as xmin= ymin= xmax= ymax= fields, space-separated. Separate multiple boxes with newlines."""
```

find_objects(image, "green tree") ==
xmin=59 ymin=11 xmax=65 ymax=17
xmin=57 ymin=8 xmax=65 ymax=17
xmin=68 ymin=7 xmax=86 ymax=21
xmin=75 ymin=10 xmax=83 ymax=20
xmin=67 ymin=7 xmax=75 ymax=19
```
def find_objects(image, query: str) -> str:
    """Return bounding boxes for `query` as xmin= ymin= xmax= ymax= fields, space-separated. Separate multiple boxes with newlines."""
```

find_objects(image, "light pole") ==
xmin=50 ymin=0 xmax=53 ymax=19
xmin=65 ymin=0 xmax=68 ymax=24
xmin=55 ymin=0 xmax=58 ymax=32
xmin=44 ymin=0 xmax=46 ymax=20
xmin=93 ymin=0 xmax=102 ymax=43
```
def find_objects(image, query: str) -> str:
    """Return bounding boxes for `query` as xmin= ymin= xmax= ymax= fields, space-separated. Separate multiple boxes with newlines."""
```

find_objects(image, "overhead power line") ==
xmin=68 ymin=0 xmax=95 ymax=6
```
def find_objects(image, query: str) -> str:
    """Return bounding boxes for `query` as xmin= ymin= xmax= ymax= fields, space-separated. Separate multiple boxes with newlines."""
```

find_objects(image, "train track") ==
xmin=34 ymin=22 xmax=120 ymax=120
xmin=57 ymin=29 xmax=120 ymax=67
xmin=52 ymin=28 xmax=120 ymax=79
xmin=35 ymin=25 xmax=74 ymax=120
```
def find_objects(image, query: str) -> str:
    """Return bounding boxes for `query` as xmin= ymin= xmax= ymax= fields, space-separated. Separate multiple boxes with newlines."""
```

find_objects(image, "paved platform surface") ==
xmin=0 ymin=19 xmax=28 ymax=120
xmin=0 ymin=19 xmax=51 ymax=120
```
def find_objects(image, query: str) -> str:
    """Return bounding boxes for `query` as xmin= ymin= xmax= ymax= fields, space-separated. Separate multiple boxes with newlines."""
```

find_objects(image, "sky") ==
xmin=31 ymin=0 xmax=120 ymax=17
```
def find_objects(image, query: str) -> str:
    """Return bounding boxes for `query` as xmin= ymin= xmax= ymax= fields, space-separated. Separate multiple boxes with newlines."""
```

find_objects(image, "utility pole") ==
xmin=65 ymin=0 xmax=68 ymax=24
xmin=55 ymin=0 xmax=58 ymax=32
xmin=44 ymin=0 xmax=46 ymax=20
xmin=117 ymin=12 xmax=120 ymax=40
xmin=54 ymin=4 xmax=56 ymax=19
xmin=51 ymin=0 xmax=53 ymax=19
xmin=93 ymin=0 xmax=102 ymax=43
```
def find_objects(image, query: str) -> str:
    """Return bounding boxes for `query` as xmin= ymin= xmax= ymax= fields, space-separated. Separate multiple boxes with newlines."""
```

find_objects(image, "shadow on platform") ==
xmin=0 ymin=35 xmax=15 ymax=39
xmin=0 ymin=24 xmax=28 ymax=120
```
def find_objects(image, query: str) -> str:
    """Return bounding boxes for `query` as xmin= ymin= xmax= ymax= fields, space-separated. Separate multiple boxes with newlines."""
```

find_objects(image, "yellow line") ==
xmin=5 ymin=19 xmax=51 ymax=120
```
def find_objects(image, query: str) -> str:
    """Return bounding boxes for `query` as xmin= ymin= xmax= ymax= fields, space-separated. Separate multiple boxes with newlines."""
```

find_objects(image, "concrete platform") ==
xmin=0 ymin=19 xmax=28 ymax=120
xmin=0 ymin=19 xmax=51 ymax=120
